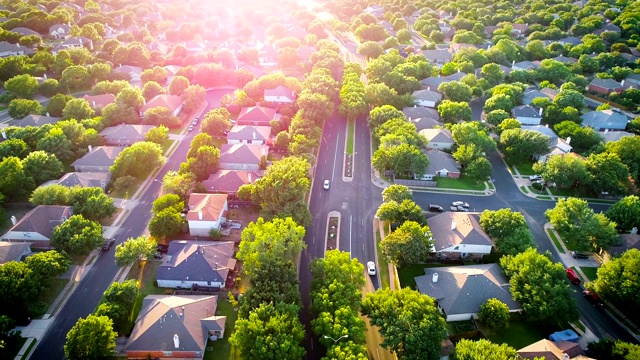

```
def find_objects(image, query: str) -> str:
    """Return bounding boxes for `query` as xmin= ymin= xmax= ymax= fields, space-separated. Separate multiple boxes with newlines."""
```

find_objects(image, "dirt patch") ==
xmin=220 ymin=207 xmax=260 ymax=242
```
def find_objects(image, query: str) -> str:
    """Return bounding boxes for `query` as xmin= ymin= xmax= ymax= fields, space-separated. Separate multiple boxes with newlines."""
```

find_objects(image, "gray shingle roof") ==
xmin=425 ymin=149 xmax=459 ymax=175
xmin=219 ymin=144 xmax=268 ymax=165
xmin=227 ymin=126 xmax=272 ymax=142
xmin=512 ymin=104 xmax=542 ymax=118
xmin=55 ymin=172 xmax=111 ymax=189
xmin=415 ymin=264 xmax=520 ymax=316
xmin=589 ymin=78 xmax=623 ymax=90
xmin=412 ymin=89 xmax=443 ymax=102
xmin=581 ymin=110 xmax=629 ymax=130
xmin=522 ymin=89 xmax=551 ymax=105
xmin=157 ymin=241 xmax=236 ymax=285
xmin=427 ymin=212 xmax=493 ymax=250
xmin=71 ymin=146 xmax=125 ymax=168
xmin=100 ymin=124 xmax=154 ymax=144
xmin=0 ymin=242 xmax=30 ymax=265
xmin=6 ymin=115 xmax=61 ymax=127
xmin=4 ymin=205 xmax=72 ymax=239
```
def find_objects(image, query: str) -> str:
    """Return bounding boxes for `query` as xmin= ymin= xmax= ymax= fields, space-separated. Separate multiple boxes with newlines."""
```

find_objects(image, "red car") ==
xmin=566 ymin=268 xmax=581 ymax=285
xmin=583 ymin=290 xmax=605 ymax=309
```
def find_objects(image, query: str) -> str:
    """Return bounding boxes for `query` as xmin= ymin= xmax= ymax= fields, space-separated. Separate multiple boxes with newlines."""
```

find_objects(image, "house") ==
xmin=287 ymin=26 xmax=307 ymax=40
xmin=49 ymin=24 xmax=71 ymax=39
xmin=0 ymin=242 xmax=31 ymax=265
xmin=100 ymin=124 xmax=155 ymax=146
xmin=0 ymin=41 xmax=33 ymax=58
xmin=186 ymin=193 xmax=228 ymax=236
xmin=47 ymin=172 xmax=112 ymax=191
xmin=140 ymin=94 xmax=183 ymax=117
xmin=10 ymin=27 xmax=40 ymax=37
xmin=51 ymin=37 xmax=93 ymax=55
xmin=236 ymin=106 xmax=277 ymax=126
xmin=296 ymin=46 xmax=315 ymax=62
xmin=258 ymin=43 xmax=278 ymax=66
xmin=157 ymin=241 xmax=236 ymax=289
xmin=124 ymin=295 xmax=226 ymax=360
xmin=423 ymin=149 xmax=460 ymax=179
xmin=522 ymin=89 xmax=551 ymax=105
xmin=588 ymin=78 xmax=625 ymax=95
xmin=71 ymin=146 xmax=125 ymax=172
xmin=412 ymin=89 xmax=443 ymax=108
xmin=624 ymin=73 xmax=640 ymax=87
xmin=512 ymin=61 xmax=540 ymax=71
xmin=82 ymin=94 xmax=115 ymax=114
xmin=594 ymin=23 xmax=622 ymax=36
xmin=1 ymin=205 xmax=72 ymax=249
xmin=512 ymin=105 xmax=543 ymax=125
xmin=203 ymin=170 xmax=262 ymax=194
xmin=226 ymin=126 xmax=271 ymax=145
xmin=113 ymin=65 xmax=143 ymax=83
xmin=511 ymin=23 xmax=530 ymax=37
xmin=550 ymin=55 xmax=578 ymax=64
xmin=219 ymin=144 xmax=268 ymax=171
xmin=420 ymin=72 xmax=465 ymax=89
xmin=419 ymin=128 xmax=454 ymax=150
xmin=581 ymin=109 xmax=629 ymax=131
xmin=448 ymin=43 xmax=477 ymax=55
xmin=608 ymin=233 xmax=640 ymax=258
xmin=264 ymin=86 xmax=295 ymax=104
xmin=559 ymin=36 xmax=582 ymax=46
xmin=427 ymin=211 xmax=494 ymax=259
xmin=183 ymin=41 xmax=205 ymax=53
xmin=421 ymin=50 xmax=452 ymax=65
xmin=599 ymin=129 xmax=632 ymax=143
xmin=518 ymin=339 xmax=588 ymax=360
xmin=4 ymin=114 xmax=61 ymax=127
xmin=522 ymin=125 xmax=572 ymax=162
xmin=414 ymin=264 xmax=521 ymax=321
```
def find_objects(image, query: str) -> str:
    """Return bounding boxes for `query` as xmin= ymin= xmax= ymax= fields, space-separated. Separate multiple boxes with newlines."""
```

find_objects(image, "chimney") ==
xmin=539 ymin=107 xmax=543 ymax=116
xmin=248 ymin=173 xmax=252 ymax=183
xmin=512 ymin=60 xmax=515 ymax=65
xmin=427 ymin=86 xmax=430 ymax=91
xmin=1 ymin=132 xmax=6 ymax=139
xmin=621 ymin=80 xmax=625 ymax=86
xmin=46 ymin=112 xmax=50 ymax=117
xmin=44 ymin=73 xmax=47 ymax=79
xmin=566 ymin=136 xmax=571 ymax=144
xmin=92 ymin=101 xmax=96 ymax=109
xmin=88 ymin=145 xmax=93 ymax=152
xmin=604 ymin=129 xmax=609 ymax=134
xmin=451 ymin=220 xmax=457 ymax=230
xmin=432 ymin=272 xmax=438 ymax=282
xmin=10 ymin=216 xmax=17 ymax=225
xmin=253 ymin=131 xmax=256 ymax=140
xmin=198 ymin=210 xmax=203 ymax=220
xmin=173 ymin=334 xmax=180 ymax=348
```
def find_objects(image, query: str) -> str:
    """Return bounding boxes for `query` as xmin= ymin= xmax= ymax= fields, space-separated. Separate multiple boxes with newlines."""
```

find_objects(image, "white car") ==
xmin=323 ymin=180 xmax=330 ymax=190
xmin=367 ymin=261 xmax=376 ymax=276
xmin=451 ymin=201 xmax=469 ymax=208
xmin=529 ymin=174 xmax=543 ymax=181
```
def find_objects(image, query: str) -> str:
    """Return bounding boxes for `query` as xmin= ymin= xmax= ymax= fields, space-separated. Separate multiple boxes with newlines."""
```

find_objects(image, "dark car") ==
xmin=428 ymin=204 xmax=444 ymax=212
xmin=102 ymin=239 xmax=115 ymax=251
xmin=571 ymin=251 xmax=590 ymax=259
xmin=153 ymin=252 xmax=163 ymax=259
xmin=450 ymin=205 xmax=468 ymax=212
xmin=157 ymin=244 xmax=169 ymax=254
xmin=582 ymin=290 xmax=604 ymax=309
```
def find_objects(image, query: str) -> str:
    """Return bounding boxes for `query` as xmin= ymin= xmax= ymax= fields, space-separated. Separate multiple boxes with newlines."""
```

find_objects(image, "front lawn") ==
xmin=109 ymin=176 xmax=146 ymax=199
xmin=375 ymin=227 xmax=390 ymax=289
xmin=580 ymin=266 xmax=598 ymax=282
xmin=512 ymin=160 xmax=537 ymax=176
xmin=397 ymin=263 xmax=453 ymax=289
xmin=203 ymin=299 xmax=240 ymax=360
xmin=436 ymin=176 xmax=485 ymax=191
xmin=546 ymin=228 xmax=565 ymax=254
xmin=38 ymin=278 xmax=69 ymax=315
xmin=346 ymin=118 xmax=355 ymax=155
xmin=480 ymin=315 xmax=560 ymax=349
xmin=125 ymin=260 xmax=164 ymax=335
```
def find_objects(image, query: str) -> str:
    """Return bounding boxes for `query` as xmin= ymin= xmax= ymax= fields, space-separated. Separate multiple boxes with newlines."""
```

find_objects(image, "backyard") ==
xmin=478 ymin=315 xmax=560 ymax=350
xmin=203 ymin=299 xmax=240 ymax=360
xmin=397 ymin=263 xmax=454 ymax=290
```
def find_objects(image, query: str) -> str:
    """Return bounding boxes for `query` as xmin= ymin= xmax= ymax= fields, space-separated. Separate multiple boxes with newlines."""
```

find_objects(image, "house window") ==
xmin=207 ymin=281 xmax=211 ymax=286
xmin=454 ymin=246 xmax=459 ymax=250
xmin=461 ymin=253 xmax=468 ymax=258
xmin=163 ymin=351 xmax=173 ymax=356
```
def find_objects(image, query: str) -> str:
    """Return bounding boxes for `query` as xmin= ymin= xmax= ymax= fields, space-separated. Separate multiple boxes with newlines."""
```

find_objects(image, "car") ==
xmin=450 ymin=205 xmax=468 ymax=212
xmin=187 ymin=125 xmax=194 ymax=131
xmin=153 ymin=252 xmax=163 ymax=259
xmin=367 ymin=261 xmax=376 ymax=276
xmin=571 ymin=251 xmax=590 ymax=259
xmin=529 ymin=174 xmax=543 ymax=181
xmin=566 ymin=268 xmax=581 ymax=285
xmin=582 ymin=290 xmax=604 ymax=309
xmin=192 ymin=117 xmax=198 ymax=125
xmin=323 ymin=180 xmax=330 ymax=190
xmin=157 ymin=244 xmax=168 ymax=254
xmin=451 ymin=201 xmax=469 ymax=208
xmin=102 ymin=239 xmax=115 ymax=251
xmin=428 ymin=204 xmax=444 ymax=212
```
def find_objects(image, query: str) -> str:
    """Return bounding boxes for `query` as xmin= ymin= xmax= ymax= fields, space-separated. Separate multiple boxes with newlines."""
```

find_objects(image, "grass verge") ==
xmin=436 ymin=175 xmax=485 ymax=191
xmin=161 ymin=139 xmax=175 ymax=153
xmin=519 ymin=186 xmax=529 ymax=194
xmin=580 ymin=266 xmax=598 ymax=282
xmin=375 ymin=226 xmax=390 ymax=289
xmin=546 ymin=228 xmax=565 ymax=254
xmin=346 ymin=118 xmax=355 ymax=155
xmin=20 ymin=338 xmax=35 ymax=359
xmin=38 ymin=278 xmax=69 ymax=314
xmin=110 ymin=176 xmax=146 ymax=199
xmin=203 ymin=299 xmax=240 ymax=360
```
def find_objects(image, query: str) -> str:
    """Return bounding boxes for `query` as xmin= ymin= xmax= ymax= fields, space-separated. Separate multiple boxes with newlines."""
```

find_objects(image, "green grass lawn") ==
xmin=436 ymin=175 xmax=486 ymax=191
xmin=346 ymin=118 xmax=355 ymax=155
xmin=124 ymin=260 xmax=164 ymax=336
xmin=580 ymin=266 xmax=598 ymax=281
xmin=447 ymin=320 xmax=476 ymax=335
xmin=20 ymin=338 xmax=35 ymax=359
xmin=375 ymin=226 xmax=390 ymax=289
xmin=480 ymin=315 xmax=560 ymax=349
xmin=203 ymin=299 xmax=240 ymax=360
xmin=161 ymin=139 xmax=175 ymax=153
xmin=512 ymin=160 xmax=537 ymax=176
xmin=110 ymin=176 xmax=146 ymax=199
xmin=39 ymin=278 xmax=69 ymax=313
xmin=397 ymin=263 xmax=453 ymax=289
xmin=519 ymin=186 xmax=529 ymax=194
xmin=546 ymin=228 xmax=565 ymax=254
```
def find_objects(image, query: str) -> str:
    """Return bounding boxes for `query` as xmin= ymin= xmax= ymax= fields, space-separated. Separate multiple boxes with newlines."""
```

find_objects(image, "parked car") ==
xmin=153 ymin=252 xmax=163 ymax=259
xmin=529 ymin=174 xmax=543 ymax=181
xmin=566 ymin=268 xmax=581 ymax=285
xmin=428 ymin=204 xmax=444 ymax=212
xmin=450 ymin=205 xmax=468 ymax=212
xmin=157 ymin=244 xmax=168 ymax=254
xmin=187 ymin=125 xmax=194 ymax=131
xmin=451 ymin=201 xmax=469 ymax=208
xmin=323 ymin=180 xmax=330 ymax=190
xmin=582 ymin=290 xmax=604 ymax=309
xmin=367 ymin=261 xmax=376 ymax=276
xmin=192 ymin=117 xmax=199 ymax=125
xmin=571 ymin=251 xmax=590 ymax=259
xmin=102 ymin=239 xmax=115 ymax=251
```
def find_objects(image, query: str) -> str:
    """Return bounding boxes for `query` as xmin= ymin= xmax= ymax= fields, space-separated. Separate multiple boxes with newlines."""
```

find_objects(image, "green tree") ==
xmin=451 ymin=122 xmax=496 ymax=153
xmin=553 ymin=89 xmax=584 ymax=110
xmin=0 ymin=156 xmax=34 ymax=198
xmin=480 ymin=63 xmax=505 ymax=87
xmin=142 ymin=106 xmax=180 ymax=128
xmin=310 ymin=250 xmax=365 ymax=313
xmin=201 ymin=108 xmax=232 ymax=136
xmin=477 ymin=299 xmax=510 ymax=329
xmin=499 ymin=128 xmax=550 ymax=163
xmin=0 ymin=138 xmax=29 ymax=160
xmin=585 ymin=152 xmax=631 ymax=196
xmin=466 ymin=157 xmax=492 ymax=183
xmin=500 ymin=248 xmax=579 ymax=323
xmin=96 ymin=279 xmax=138 ymax=326
xmin=62 ymin=98 xmax=95 ymax=120
xmin=453 ymin=339 xmax=518 ymax=360
xmin=25 ymin=250 xmax=70 ymax=283
xmin=69 ymin=187 xmax=116 ymax=221
xmin=183 ymin=145 xmax=220 ymax=181
xmin=162 ymin=171 xmax=195 ymax=199
xmin=381 ymin=184 xmax=412 ymax=203
xmin=29 ymin=184 xmax=72 ymax=205
xmin=182 ymin=84 xmax=206 ymax=113
xmin=60 ymin=65 xmax=90 ymax=92
xmin=142 ymin=81 xmax=165 ymax=101
xmin=606 ymin=196 xmax=640 ymax=233
xmin=148 ymin=208 xmax=184 ymax=240
xmin=593 ymin=249 xmax=640 ymax=308
xmin=237 ymin=217 xmax=306 ymax=276
xmin=51 ymin=215 xmax=104 ymax=255
xmin=485 ymin=109 xmax=510 ymax=127
xmin=187 ymin=133 xmax=216 ymax=159
xmin=46 ymin=93 xmax=73 ymax=117
xmin=152 ymin=194 xmax=184 ymax=214
xmin=145 ymin=125 xmax=168 ymax=145
xmin=606 ymin=136 xmax=640 ymax=183
xmin=438 ymin=81 xmax=473 ymax=102
xmin=168 ymin=75 xmax=189 ymax=96
xmin=376 ymin=199 xmax=425 ymax=225
xmin=533 ymin=154 xmax=588 ymax=189
xmin=357 ymin=41 xmax=385 ymax=59
xmin=114 ymin=236 xmax=157 ymax=267
xmin=553 ymin=121 xmax=603 ymax=155
xmin=437 ymin=100 xmax=472 ymax=123
xmin=8 ymin=98 xmax=42 ymax=119
xmin=362 ymin=288 xmax=447 ymax=360
xmin=5 ymin=74 xmax=38 ymax=99
xmin=368 ymin=105 xmax=405 ymax=129
xmin=21 ymin=150 xmax=64 ymax=185
xmin=110 ymin=141 xmax=165 ymax=179
xmin=380 ymin=221 xmax=432 ymax=266
xmin=64 ymin=315 xmax=116 ymax=360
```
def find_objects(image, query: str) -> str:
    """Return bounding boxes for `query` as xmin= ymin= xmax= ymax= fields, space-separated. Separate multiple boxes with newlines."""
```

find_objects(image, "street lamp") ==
xmin=323 ymin=335 xmax=348 ymax=344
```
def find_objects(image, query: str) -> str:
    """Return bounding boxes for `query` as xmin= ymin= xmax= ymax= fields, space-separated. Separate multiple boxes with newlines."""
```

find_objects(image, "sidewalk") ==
xmin=370 ymin=169 xmax=495 ymax=196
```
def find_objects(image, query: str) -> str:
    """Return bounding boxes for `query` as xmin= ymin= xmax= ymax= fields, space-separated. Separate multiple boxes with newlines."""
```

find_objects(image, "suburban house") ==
xmin=581 ymin=109 xmax=629 ymax=131
xmin=46 ymin=172 xmax=112 ymax=191
xmin=403 ymin=107 xmax=442 ymax=131
xmin=419 ymin=128 xmax=454 ymax=150
xmin=296 ymin=46 xmax=315 ymax=62
xmin=518 ymin=339 xmax=586 ymax=360
xmin=448 ymin=43 xmax=477 ymax=54
xmin=114 ymin=65 xmax=143 ymax=83
xmin=100 ymin=124 xmax=155 ymax=146
xmin=264 ymin=85 xmax=295 ymax=104
xmin=588 ymin=78 xmax=625 ymax=95
xmin=0 ymin=242 xmax=31 ymax=265
xmin=607 ymin=233 xmax=640 ymax=258
xmin=559 ymin=36 xmax=582 ymax=46
xmin=600 ymin=130 xmax=632 ymax=143
xmin=0 ymin=41 xmax=33 ymax=58
xmin=522 ymin=89 xmax=551 ymax=105
xmin=420 ymin=49 xmax=452 ymax=65
xmin=420 ymin=72 xmax=465 ymax=89
xmin=511 ymin=104 xmax=543 ymax=125
xmin=624 ymin=73 xmax=640 ymax=87
xmin=4 ymin=114 xmax=61 ymax=128
xmin=202 ymin=170 xmax=263 ymax=194
xmin=82 ymin=94 xmax=115 ymax=115
xmin=1 ymin=205 xmax=72 ymax=249
xmin=124 ymin=295 xmax=226 ymax=360
xmin=412 ymin=89 xmax=443 ymax=108
xmin=11 ymin=27 xmax=39 ymax=37
xmin=512 ymin=61 xmax=540 ymax=71
xmin=51 ymin=37 xmax=93 ymax=55
xmin=258 ymin=43 xmax=278 ymax=66
xmin=594 ymin=22 xmax=622 ymax=35
xmin=511 ymin=23 xmax=530 ymax=37
xmin=219 ymin=144 xmax=268 ymax=171
xmin=140 ymin=94 xmax=184 ymax=117
xmin=414 ymin=264 xmax=521 ymax=321
xmin=226 ymin=126 xmax=271 ymax=145
xmin=49 ymin=24 xmax=70 ymax=39
xmin=157 ymin=241 xmax=236 ymax=289
xmin=186 ymin=193 xmax=228 ymax=236
xmin=427 ymin=212 xmax=494 ymax=259
xmin=522 ymin=125 xmax=572 ymax=162
xmin=550 ymin=55 xmax=577 ymax=64
xmin=540 ymin=87 xmax=559 ymax=100
xmin=236 ymin=106 xmax=277 ymax=126
xmin=71 ymin=146 xmax=125 ymax=172
xmin=422 ymin=149 xmax=460 ymax=179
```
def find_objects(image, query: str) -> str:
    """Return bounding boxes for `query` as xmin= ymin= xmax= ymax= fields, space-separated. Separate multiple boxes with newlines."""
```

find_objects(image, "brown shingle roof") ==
xmin=140 ymin=94 xmax=183 ymax=114
xmin=427 ymin=212 xmax=493 ymax=251
xmin=4 ymin=205 xmax=72 ymax=239
xmin=187 ymin=194 xmax=228 ymax=222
